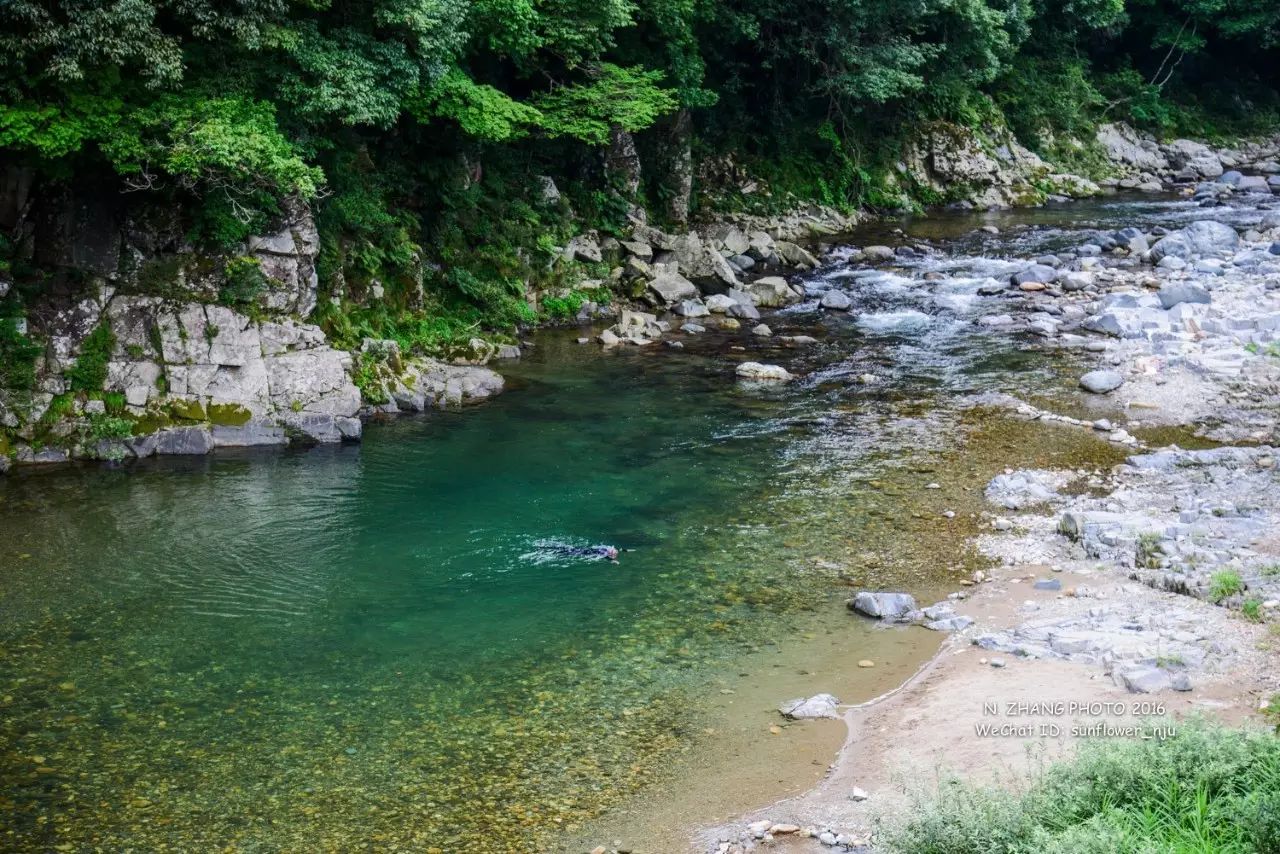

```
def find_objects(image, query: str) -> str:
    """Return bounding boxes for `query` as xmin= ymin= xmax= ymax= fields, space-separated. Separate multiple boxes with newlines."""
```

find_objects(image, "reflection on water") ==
xmin=0 ymin=192 xmax=1225 ymax=851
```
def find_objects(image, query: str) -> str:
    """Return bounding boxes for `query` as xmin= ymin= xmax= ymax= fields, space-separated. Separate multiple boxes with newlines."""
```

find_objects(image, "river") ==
xmin=0 ymin=193 xmax=1255 ymax=852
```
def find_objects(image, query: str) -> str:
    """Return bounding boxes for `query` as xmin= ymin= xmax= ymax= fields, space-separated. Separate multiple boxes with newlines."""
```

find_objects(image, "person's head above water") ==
xmin=602 ymin=546 xmax=619 ymax=560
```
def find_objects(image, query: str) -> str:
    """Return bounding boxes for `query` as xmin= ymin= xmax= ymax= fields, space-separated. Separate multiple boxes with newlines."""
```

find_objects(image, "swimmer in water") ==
xmin=543 ymin=543 xmax=620 ymax=563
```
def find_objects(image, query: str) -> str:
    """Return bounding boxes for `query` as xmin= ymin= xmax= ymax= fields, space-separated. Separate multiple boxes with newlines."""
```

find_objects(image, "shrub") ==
xmin=1210 ymin=570 xmax=1245 ymax=604
xmin=219 ymin=256 xmax=268 ymax=309
xmin=0 ymin=316 xmax=41 ymax=391
xmin=541 ymin=287 xmax=612 ymax=320
xmin=86 ymin=414 xmax=135 ymax=441
xmin=67 ymin=323 xmax=115 ymax=393
xmin=885 ymin=720 xmax=1280 ymax=853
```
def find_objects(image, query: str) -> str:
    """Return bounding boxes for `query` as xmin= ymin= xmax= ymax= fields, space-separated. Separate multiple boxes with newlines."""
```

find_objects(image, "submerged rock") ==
xmin=849 ymin=591 xmax=918 ymax=620
xmin=735 ymin=362 xmax=793 ymax=382
xmin=778 ymin=693 xmax=841 ymax=720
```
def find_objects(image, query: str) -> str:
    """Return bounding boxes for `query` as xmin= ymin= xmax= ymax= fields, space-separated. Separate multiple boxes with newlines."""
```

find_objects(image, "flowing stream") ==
xmin=0 ymin=194 xmax=1246 ymax=852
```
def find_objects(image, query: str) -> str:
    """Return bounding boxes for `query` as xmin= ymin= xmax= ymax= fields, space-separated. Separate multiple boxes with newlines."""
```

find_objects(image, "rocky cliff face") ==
xmin=901 ymin=121 xmax=1101 ymax=210
xmin=0 ymin=185 xmax=504 ymax=468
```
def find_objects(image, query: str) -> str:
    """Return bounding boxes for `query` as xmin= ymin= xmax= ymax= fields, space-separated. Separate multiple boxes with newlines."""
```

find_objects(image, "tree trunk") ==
xmin=605 ymin=125 xmax=642 ymax=197
xmin=665 ymin=109 xmax=693 ymax=226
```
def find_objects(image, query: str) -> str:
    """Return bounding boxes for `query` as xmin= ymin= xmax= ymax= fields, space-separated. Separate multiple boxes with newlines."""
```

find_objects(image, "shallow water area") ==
xmin=0 ymin=191 xmax=1247 ymax=852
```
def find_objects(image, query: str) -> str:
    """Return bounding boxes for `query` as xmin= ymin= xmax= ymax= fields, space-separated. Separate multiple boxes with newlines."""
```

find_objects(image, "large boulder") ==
xmin=705 ymin=293 xmax=737 ymax=314
xmin=646 ymin=272 xmax=699 ymax=307
xmin=1150 ymin=220 xmax=1239 ymax=262
xmin=1114 ymin=665 xmax=1173 ymax=694
xmin=672 ymin=299 xmax=709 ymax=318
xmin=1164 ymin=139 xmax=1224 ymax=179
xmin=746 ymin=231 xmax=776 ymax=262
xmin=1237 ymin=175 xmax=1271 ymax=193
xmin=668 ymin=233 xmax=739 ymax=289
xmin=1112 ymin=227 xmax=1149 ymax=255
xmin=406 ymin=361 xmax=505 ymax=407
xmin=1012 ymin=264 xmax=1058 ymax=286
xmin=1096 ymin=123 xmax=1168 ymax=172
xmin=742 ymin=276 xmax=801 ymax=308
xmin=1158 ymin=282 xmax=1211 ymax=309
xmin=563 ymin=234 xmax=603 ymax=263
xmin=619 ymin=240 xmax=653 ymax=261
xmin=775 ymin=240 xmax=819 ymax=270
xmin=819 ymin=290 xmax=852 ymax=310
xmin=704 ymin=224 xmax=751 ymax=257
xmin=154 ymin=426 xmax=215 ymax=456
xmin=848 ymin=591 xmax=918 ymax=620
xmin=1079 ymin=369 xmax=1125 ymax=394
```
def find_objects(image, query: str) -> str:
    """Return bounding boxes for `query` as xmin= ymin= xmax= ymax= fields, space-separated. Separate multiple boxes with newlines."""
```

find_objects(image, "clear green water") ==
xmin=0 ymin=196 xmax=1180 ymax=852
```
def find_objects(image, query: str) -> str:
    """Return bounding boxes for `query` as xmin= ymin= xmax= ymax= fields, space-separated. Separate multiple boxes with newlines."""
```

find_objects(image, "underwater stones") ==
xmin=849 ymin=591 xmax=918 ymax=620
xmin=735 ymin=362 xmax=793 ymax=382
xmin=778 ymin=693 xmax=841 ymax=720
xmin=985 ymin=470 xmax=1063 ymax=509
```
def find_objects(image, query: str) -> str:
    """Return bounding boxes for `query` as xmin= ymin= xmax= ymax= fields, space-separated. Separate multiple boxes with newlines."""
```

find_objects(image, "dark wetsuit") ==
xmin=552 ymin=545 xmax=616 ymax=560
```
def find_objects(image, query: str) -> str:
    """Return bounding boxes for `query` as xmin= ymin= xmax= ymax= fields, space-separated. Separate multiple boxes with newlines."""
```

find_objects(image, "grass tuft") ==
xmin=886 ymin=720 xmax=1280 ymax=853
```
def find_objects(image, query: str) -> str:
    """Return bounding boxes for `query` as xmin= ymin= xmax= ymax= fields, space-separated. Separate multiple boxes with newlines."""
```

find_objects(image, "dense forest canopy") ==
xmin=2 ymin=0 xmax=1280 ymax=339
